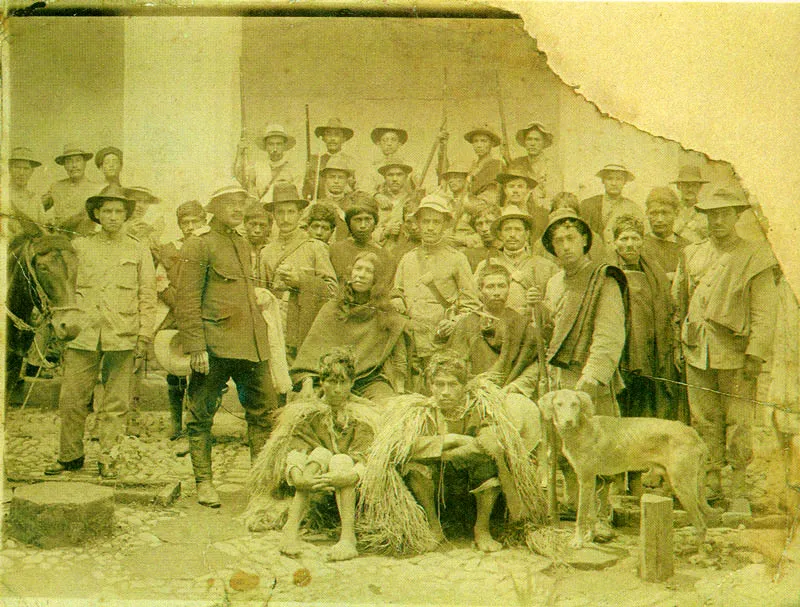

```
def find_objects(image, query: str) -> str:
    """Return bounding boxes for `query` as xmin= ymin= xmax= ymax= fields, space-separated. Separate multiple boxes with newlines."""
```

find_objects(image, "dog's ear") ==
xmin=538 ymin=391 xmax=555 ymax=420
xmin=576 ymin=391 xmax=595 ymax=418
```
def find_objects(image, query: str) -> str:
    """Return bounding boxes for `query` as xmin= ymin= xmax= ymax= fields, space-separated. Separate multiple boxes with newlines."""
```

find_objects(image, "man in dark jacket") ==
xmin=176 ymin=182 xmax=279 ymax=508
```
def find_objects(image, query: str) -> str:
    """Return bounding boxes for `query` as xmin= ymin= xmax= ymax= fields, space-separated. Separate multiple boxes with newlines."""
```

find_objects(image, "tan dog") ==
xmin=539 ymin=389 xmax=715 ymax=548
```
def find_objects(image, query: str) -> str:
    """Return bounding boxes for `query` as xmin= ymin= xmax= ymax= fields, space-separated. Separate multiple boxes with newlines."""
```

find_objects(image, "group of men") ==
xmin=7 ymin=115 xmax=783 ymax=549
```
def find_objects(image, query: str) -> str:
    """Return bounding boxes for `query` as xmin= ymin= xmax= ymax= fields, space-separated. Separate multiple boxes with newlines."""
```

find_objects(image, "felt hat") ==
xmin=377 ymin=157 xmax=413 ymax=176
xmin=153 ymin=330 xmax=191 ymax=377
xmin=370 ymin=123 xmax=408 ymax=145
xmin=441 ymin=161 xmax=471 ymax=177
xmin=314 ymin=117 xmax=354 ymax=141
xmin=55 ymin=143 xmax=93 ymax=165
xmin=259 ymin=124 xmax=296 ymax=151
xmin=85 ymin=185 xmax=134 ymax=224
xmin=9 ymin=147 xmax=41 ymax=167
xmin=671 ymin=165 xmax=709 ymax=184
xmin=464 ymin=125 xmax=502 ymax=147
xmin=124 ymin=186 xmax=160 ymax=204
xmin=175 ymin=200 xmax=205 ymax=221
xmin=596 ymin=164 xmax=635 ymax=182
xmin=694 ymin=188 xmax=750 ymax=213
xmin=94 ymin=146 xmax=123 ymax=168
xmin=410 ymin=193 xmax=454 ymax=219
xmin=321 ymin=154 xmax=355 ymax=175
xmin=263 ymin=181 xmax=309 ymax=211
xmin=206 ymin=181 xmax=254 ymax=210
xmin=496 ymin=168 xmax=538 ymax=189
xmin=515 ymin=122 xmax=554 ymax=148
xmin=491 ymin=204 xmax=534 ymax=233
xmin=541 ymin=207 xmax=592 ymax=256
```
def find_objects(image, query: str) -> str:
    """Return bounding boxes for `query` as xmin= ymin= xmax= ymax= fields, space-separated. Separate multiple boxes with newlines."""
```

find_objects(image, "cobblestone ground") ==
xmin=3 ymin=408 xmax=800 ymax=605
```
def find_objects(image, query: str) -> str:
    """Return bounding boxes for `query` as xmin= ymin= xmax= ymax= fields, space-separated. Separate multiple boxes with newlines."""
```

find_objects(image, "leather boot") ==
xmin=167 ymin=383 xmax=184 ymax=440
xmin=248 ymin=424 xmax=271 ymax=463
xmin=189 ymin=433 xmax=220 ymax=508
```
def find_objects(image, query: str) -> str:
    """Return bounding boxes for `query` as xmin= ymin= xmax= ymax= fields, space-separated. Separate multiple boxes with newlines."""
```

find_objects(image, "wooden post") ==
xmin=639 ymin=494 xmax=674 ymax=582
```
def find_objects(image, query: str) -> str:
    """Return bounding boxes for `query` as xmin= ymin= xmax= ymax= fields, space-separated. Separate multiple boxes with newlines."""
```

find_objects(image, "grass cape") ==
xmin=357 ymin=376 xmax=548 ymax=555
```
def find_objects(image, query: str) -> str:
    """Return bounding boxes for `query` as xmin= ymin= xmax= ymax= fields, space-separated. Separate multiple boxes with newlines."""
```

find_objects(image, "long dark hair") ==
xmin=336 ymin=250 xmax=393 ymax=323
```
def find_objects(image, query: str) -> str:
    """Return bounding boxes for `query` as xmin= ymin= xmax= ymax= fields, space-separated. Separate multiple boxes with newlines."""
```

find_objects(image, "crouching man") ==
xmin=248 ymin=348 xmax=378 ymax=562
xmin=359 ymin=350 xmax=543 ymax=555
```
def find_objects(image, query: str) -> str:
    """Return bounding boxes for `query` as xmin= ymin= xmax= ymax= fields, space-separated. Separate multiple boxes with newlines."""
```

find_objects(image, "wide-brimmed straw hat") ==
xmin=409 ymin=193 xmax=454 ymax=219
xmin=491 ymin=205 xmax=534 ymax=233
xmin=55 ymin=143 xmax=93 ymax=166
xmin=515 ymin=122 xmax=554 ymax=148
xmin=314 ymin=117 xmax=354 ymax=141
xmin=463 ymin=125 xmax=501 ymax=147
xmin=370 ymin=123 xmax=409 ymax=145
xmin=671 ymin=165 xmax=709 ymax=185
xmin=153 ymin=330 xmax=191 ymax=377
xmin=596 ymin=164 xmax=635 ymax=182
xmin=541 ymin=207 xmax=593 ymax=256
xmin=9 ymin=147 xmax=42 ymax=167
xmin=85 ymin=185 xmax=134 ymax=224
xmin=694 ymin=188 xmax=750 ymax=213
xmin=259 ymin=124 xmax=296 ymax=151
xmin=496 ymin=169 xmax=538 ymax=189
xmin=263 ymin=181 xmax=309 ymax=211
xmin=94 ymin=146 xmax=123 ymax=168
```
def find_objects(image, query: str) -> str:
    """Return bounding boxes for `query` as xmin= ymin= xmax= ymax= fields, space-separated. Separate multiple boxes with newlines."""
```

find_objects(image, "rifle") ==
xmin=532 ymin=302 xmax=558 ymax=525
xmin=305 ymin=104 xmax=311 ymax=164
xmin=495 ymin=70 xmax=512 ymax=166
xmin=419 ymin=67 xmax=449 ymax=189
xmin=234 ymin=55 xmax=252 ymax=190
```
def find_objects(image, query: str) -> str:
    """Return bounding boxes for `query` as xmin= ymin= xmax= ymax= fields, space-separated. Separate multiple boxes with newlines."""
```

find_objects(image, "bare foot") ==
xmin=279 ymin=538 xmax=306 ymax=558
xmin=328 ymin=539 xmax=358 ymax=561
xmin=474 ymin=529 xmax=503 ymax=553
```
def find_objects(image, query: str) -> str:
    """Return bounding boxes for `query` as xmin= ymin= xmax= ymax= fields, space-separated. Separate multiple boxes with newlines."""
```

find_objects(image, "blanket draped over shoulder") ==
xmin=357 ymin=377 xmax=547 ymax=556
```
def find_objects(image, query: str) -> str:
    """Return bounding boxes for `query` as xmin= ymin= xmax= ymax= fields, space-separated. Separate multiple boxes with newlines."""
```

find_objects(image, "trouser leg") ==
xmin=58 ymin=349 xmax=102 ymax=462
xmin=231 ymin=359 xmax=278 ymax=462
xmin=186 ymin=356 xmax=230 ymax=482
xmin=166 ymin=374 xmax=186 ymax=439
xmin=686 ymin=365 xmax=726 ymax=471
xmin=719 ymin=368 xmax=755 ymax=499
xmin=97 ymin=350 xmax=135 ymax=464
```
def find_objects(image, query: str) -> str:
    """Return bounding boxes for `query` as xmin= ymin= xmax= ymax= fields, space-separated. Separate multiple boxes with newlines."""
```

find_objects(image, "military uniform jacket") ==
xmin=70 ymin=231 xmax=157 ymax=352
xmin=176 ymin=219 xmax=270 ymax=362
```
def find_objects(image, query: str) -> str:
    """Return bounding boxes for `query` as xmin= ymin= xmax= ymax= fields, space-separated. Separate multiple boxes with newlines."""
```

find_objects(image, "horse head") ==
xmin=29 ymin=235 xmax=83 ymax=342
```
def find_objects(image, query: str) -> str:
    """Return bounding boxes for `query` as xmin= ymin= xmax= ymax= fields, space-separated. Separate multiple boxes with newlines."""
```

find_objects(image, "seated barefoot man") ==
xmin=359 ymin=350 xmax=544 ymax=555
xmin=248 ymin=347 xmax=378 ymax=561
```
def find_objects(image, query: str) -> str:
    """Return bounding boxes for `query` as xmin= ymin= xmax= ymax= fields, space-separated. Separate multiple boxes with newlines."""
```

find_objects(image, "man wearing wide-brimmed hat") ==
xmin=303 ymin=117 xmax=357 ymax=200
xmin=441 ymin=161 xmax=483 ymax=250
xmin=260 ymin=182 xmax=337 ymax=360
xmin=7 ymin=146 xmax=44 ymax=239
xmin=176 ymin=181 xmax=279 ymax=507
xmin=531 ymin=206 xmax=628 ymax=540
xmin=580 ymin=163 xmax=643 ymax=247
xmin=313 ymin=154 xmax=356 ymax=242
xmin=393 ymin=194 xmax=481 ymax=387
xmin=462 ymin=124 xmax=505 ymax=198
xmin=239 ymin=124 xmax=302 ymax=201
xmin=366 ymin=123 xmax=417 ymax=193
xmin=673 ymin=188 xmax=778 ymax=512
xmin=671 ymin=164 xmax=710 ymax=243
xmin=95 ymin=146 xmax=123 ymax=187
xmin=45 ymin=188 xmax=156 ymax=480
xmin=373 ymin=157 xmax=415 ymax=250
xmin=42 ymin=143 xmax=102 ymax=237
xmin=509 ymin=121 xmax=562 ymax=204
xmin=474 ymin=205 xmax=557 ymax=317
xmin=496 ymin=168 xmax=549 ymax=245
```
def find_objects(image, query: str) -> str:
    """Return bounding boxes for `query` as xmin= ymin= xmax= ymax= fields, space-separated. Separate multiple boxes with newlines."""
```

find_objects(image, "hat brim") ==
xmin=410 ymin=206 xmax=453 ymax=220
xmin=464 ymin=130 xmax=502 ymax=147
xmin=258 ymin=133 xmax=297 ymax=151
xmin=377 ymin=164 xmax=413 ymax=176
xmin=492 ymin=214 xmax=533 ymax=234
xmin=541 ymin=215 xmax=593 ymax=256
xmin=515 ymin=126 xmax=554 ymax=148
xmin=496 ymin=173 xmax=538 ymax=189
xmin=370 ymin=128 xmax=409 ymax=145
xmin=671 ymin=179 xmax=709 ymax=185
xmin=9 ymin=158 xmax=41 ymax=168
xmin=153 ymin=330 xmax=192 ymax=377
xmin=85 ymin=195 xmax=135 ymax=224
xmin=55 ymin=152 xmax=93 ymax=166
xmin=315 ymin=126 xmax=354 ymax=141
xmin=694 ymin=202 xmax=750 ymax=213
xmin=596 ymin=169 xmax=635 ymax=182
xmin=263 ymin=199 xmax=310 ymax=212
